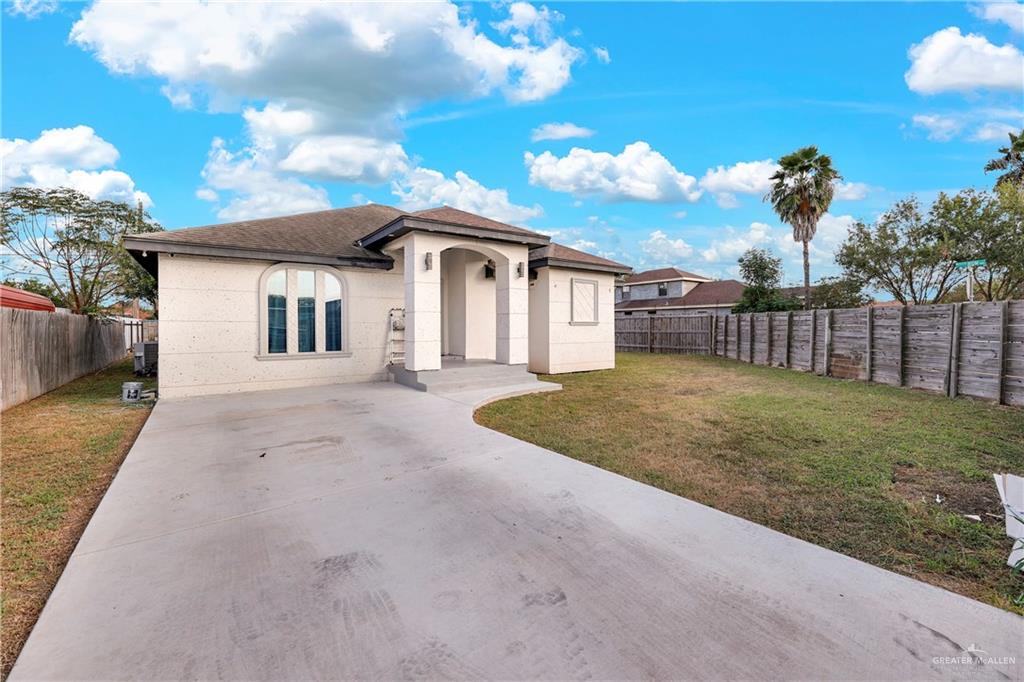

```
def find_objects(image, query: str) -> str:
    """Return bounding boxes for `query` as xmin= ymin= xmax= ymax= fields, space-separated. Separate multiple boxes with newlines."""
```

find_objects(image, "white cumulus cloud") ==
xmin=972 ymin=120 xmax=1020 ymax=141
xmin=970 ymin=3 xmax=1024 ymax=32
xmin=530 ymin=122 xmax=595 ymax=142
xmin=71 ymin=1 xmax=583 ymax=133
xmin=392 ymin=167 xmax=543 ymax=224
xmin=905 ymin=27 xmax=1024 ymax=94
xmin=197 ymin=138 xmax=330 ymax=221
xmin=834 ymin=182 xmax=870 ymax=201
xmin=699 ymin=159 xmax=778 ymax=208
xmin=6 ymin=0 xmax=57 ymax=18
xmin=524 ymin=141 xmax=702 ymax=203
xmin=593 ymin=46 xmax=611 ymax=64
xmin=1 ymin=125 xmax=151 ymax=206
xmin=639 ymin=230 xmax=694 ymax=265
xmin=911 ymin=113 xmax=964 ymax=141
xmin=279 ymin=136 xmax=409 ymax=183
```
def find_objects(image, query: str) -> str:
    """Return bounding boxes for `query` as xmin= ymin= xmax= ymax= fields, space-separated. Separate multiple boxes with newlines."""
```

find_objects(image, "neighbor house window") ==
xmin=621 ymin=285 xmax=630 ymax=301
xmin=658 ymin=282 xmax=668 ymax=296
xmin=267 ymin=271 xmax=287 ymax=354
xmin=260 ymin=265 xmax=346 ymax=357
xmin=571 ymin=278 xmax=598 ymax=325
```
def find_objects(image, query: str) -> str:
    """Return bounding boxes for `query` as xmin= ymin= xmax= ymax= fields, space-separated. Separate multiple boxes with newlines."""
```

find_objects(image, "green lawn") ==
xmin=1 ymin=360 xmax=155 ymax=678
xmin=476 ymin=352 xmax=1024 ymax=614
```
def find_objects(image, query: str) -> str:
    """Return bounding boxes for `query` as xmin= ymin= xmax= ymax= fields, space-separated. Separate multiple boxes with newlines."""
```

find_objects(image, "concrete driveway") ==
xmin=12 ymin=382 xmax=1022 ymax=681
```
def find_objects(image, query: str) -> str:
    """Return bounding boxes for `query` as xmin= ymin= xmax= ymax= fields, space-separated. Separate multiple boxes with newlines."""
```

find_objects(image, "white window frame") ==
xmin=256 ymin=263 xmax=351 ymax=360
xmin=570 ymin=277 xmax=599 ymax=326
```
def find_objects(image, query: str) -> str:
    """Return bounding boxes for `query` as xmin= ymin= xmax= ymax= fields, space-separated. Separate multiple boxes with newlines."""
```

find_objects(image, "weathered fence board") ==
xmin=1 ymin=308 xmax=126 ymax=410
xmin=615 ymin=315 xmax=711 ymax=355
xmin=700 ymin=300 xmax=1023 ymax=407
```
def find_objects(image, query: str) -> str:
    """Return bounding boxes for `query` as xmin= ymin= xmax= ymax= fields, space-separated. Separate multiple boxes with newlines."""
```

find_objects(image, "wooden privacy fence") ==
xmin=1 ymin=308 xmax=127 ymax=410
xmin=615 ymin=315 xmax=712 ymax=354
xmin=709 ymin=301 xmax=1024 ymax=407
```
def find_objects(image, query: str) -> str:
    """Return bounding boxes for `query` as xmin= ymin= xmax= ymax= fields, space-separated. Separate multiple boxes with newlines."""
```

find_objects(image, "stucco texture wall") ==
xmin=529 ymin=267 xmax=616 ymax=374
xmin=157 ymin=254 xmax=403 ymax=398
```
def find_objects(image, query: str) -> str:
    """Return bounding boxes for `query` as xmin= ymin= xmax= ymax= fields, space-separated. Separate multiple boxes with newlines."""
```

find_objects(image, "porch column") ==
xmin=403 ymin=234 xmax=442 ymax=371
xmin=495 ymin=257 xmax=529 ymax=365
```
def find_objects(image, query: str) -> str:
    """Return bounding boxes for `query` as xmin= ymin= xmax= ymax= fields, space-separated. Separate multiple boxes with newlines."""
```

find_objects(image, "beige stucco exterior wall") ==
xmin=157 ymin=253 xmax=403 ymax=399
xmin=528 ymin=267 xmax=616 ymax=374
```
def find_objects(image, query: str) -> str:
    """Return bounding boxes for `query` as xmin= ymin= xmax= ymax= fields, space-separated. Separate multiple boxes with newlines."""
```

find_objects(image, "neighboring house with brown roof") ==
xmin=125 ymin=204 xmax=630 ymax=399
xmin=616 ymin=271 xmax=816 ymax=317
xmin=616 ymin=277 xmax=747 ymax=317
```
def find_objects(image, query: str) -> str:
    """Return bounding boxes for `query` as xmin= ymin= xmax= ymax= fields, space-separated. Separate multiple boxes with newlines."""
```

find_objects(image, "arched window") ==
xmin=259 ymin=265 xmax=347 ymax=357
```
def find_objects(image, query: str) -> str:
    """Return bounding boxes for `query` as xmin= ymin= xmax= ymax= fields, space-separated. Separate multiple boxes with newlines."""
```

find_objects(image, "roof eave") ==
xmin=530 ymin=257 xmax=632 ymax=275
xmin=358 ymin=216 xmax=550 ymax=250
xmin=123 ymin=237 xmax=394 ymax=278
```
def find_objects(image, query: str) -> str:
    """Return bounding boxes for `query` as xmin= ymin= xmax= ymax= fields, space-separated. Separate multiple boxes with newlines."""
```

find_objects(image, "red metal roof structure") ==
xmin=0 ymin=284 xmax=56 ymax=312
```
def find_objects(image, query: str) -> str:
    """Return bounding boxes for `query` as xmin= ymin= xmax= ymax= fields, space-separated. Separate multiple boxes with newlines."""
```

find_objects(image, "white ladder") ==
xmin=387 ymin=308 xmax=405 ymax=365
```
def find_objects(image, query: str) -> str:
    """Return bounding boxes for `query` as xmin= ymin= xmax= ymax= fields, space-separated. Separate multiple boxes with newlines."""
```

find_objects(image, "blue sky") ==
xmin=3 ymin=1 xmax=1022 ymax=286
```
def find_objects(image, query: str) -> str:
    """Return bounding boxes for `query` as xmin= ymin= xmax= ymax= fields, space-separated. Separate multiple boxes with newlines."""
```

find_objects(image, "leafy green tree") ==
xmin=984 ymin=127 xmax=1024 ymax=188
xmin=732 ymin=248 xmax=800 ymax=313
xmin=835 ymin=197 xmax=964 ymax=304
xmin=765 ymin=146 xmax=841 ymax=309
xmin=0 ymin=187 xmax=162 ymax=314
xmin=1 ymin=277 xmax=68 ymax=308
xmin=931 ymin=186 xmax=1024 ymax=301
xmin=810 ymin=275 xmax=870 ymax=309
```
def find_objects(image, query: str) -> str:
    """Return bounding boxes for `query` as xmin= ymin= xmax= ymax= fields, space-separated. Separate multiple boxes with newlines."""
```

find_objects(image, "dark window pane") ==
xmin=325 ymin=274 xmax=342 ymax=352
xmin=325 ymin=300 xmax=342 ymax=351
xmin=298 ymin=270 xmax=315 ymax=352
xmin=267 ymin=271 xmax=286 ymax=353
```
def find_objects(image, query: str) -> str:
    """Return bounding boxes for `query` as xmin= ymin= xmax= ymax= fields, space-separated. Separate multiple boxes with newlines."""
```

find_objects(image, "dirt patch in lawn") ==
xmin=477 ymin=352 xmax=1024 ymax=614
xmin=1 ymin=360 xmax=154 ymax=679
xmin=892 ymin=464 xmax=1004 ymax=526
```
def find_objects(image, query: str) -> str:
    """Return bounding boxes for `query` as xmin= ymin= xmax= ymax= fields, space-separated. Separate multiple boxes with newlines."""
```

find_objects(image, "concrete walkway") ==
xmin=12 ymin=382 xmax=1022 ymax=681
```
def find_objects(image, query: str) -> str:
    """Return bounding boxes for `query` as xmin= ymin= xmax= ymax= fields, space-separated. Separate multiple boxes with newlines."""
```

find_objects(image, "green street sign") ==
xmin=954 ymin=259 xmax=986 ymax=269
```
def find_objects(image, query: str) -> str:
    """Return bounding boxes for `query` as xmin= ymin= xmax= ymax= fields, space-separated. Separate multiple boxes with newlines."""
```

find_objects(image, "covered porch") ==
xmin=360 ymin=211 xmax=548 ymax=373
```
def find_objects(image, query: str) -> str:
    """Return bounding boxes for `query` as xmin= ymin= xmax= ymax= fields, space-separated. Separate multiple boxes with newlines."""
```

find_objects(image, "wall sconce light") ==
xmin=516 ymin=262 xmax=524 ymax=278
xmin=424 ymin=252 xmax=433 ymax=271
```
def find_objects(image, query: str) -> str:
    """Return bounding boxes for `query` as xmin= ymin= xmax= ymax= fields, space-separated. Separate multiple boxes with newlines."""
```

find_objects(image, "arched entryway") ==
xmin=440 ymin=246 xmax=501 ymax=360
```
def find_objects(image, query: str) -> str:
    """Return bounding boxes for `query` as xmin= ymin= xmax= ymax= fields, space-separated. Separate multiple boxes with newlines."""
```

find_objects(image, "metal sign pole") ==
xmin=968 ymin=267 xmax=973 ymax=302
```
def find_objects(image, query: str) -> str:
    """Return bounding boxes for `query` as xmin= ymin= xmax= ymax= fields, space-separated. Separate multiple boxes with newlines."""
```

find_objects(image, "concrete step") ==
xmin=435 ymin=380 xmax=562 ymax=408
xmin=390 ymin=362 xmax=541 ymax=393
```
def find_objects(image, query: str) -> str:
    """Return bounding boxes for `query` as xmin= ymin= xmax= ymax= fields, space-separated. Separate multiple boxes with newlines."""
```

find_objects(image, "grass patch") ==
xmin=1 ymin=360 xmax=154 ymax=678
xmin=476 ymin=352 xmax=1024 ymax=614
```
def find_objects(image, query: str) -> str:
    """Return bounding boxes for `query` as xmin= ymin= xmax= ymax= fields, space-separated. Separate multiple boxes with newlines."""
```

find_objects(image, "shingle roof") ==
xmin=411 ymin=206 xmax=542 ymax=239
xmin=529 ymin=242 xmax=631 ymax=274
xmin=616 ymin=279 xmax=746 ymax=310
xmin=623 ymin=267 xmax=711 ymax=284
xmin=129 ymin=203 xmax=402 ymax=263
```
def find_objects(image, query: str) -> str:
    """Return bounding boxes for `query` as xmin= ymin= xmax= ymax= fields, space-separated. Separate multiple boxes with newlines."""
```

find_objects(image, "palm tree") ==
xmin=765 ymin=146 xmax=840 ymax=309
xmin=984 ymin=128 xmax=1024 ymax=188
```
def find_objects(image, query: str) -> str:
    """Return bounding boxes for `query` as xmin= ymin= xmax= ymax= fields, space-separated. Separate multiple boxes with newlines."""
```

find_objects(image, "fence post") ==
xmin=647 ymin=315 xmax=653 ymax=353
xmin=998 ymin=301 xmax=1008 ymax=405
xmin=865 ymin=306 xmax=873 ymax=382
xmin=785 ymin=311 xmax=792 ymax=368
xmin=897 ymin=305 xmax=905 ymax=387
xmin=722 ymin=315 xmax=727 ymax=357
xmin=766 ymin=313 xmax=773 ymax=366
xmin=736 ymin=315 xmax=742 ymax=361
xmin=948 ymin=303 xmax=962 ymax=398
xmin=709 ymin=314 xmax=716 ymax=356
xmin=809 ymin=311 xmax=817 ymax=372
xmin=824 ymin=310 xmax=833 ymax=376
xmin=748 ymin=314 xmax=755 ymax=363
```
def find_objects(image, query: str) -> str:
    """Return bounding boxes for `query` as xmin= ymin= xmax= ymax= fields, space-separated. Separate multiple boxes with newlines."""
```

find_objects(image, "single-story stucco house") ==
xmin=125 ymin=205 xmax=631 ymax=399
